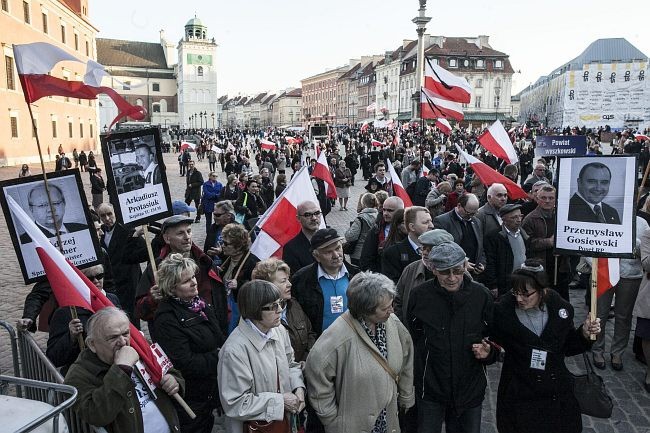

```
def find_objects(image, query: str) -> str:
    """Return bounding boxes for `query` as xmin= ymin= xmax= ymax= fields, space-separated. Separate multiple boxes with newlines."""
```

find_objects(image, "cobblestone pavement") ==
xmin=0 ymin=150 xmax=649 ymax=432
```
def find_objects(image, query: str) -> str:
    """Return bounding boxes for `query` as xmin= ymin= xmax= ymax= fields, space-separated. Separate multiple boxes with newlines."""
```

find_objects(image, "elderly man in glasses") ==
xmin=282 ymin=201 xmax=323 ymax=274
xmin=406 ymin=242 xmax=496 ymax=433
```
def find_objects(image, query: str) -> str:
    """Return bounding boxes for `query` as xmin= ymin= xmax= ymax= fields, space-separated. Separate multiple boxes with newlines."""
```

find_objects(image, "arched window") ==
xmin=197 ymin=66 xmax=203 ymax=77
xmin=190 ymin=89 xmax=197 ymax=103
xmin=135 ymin=98 xmax=143 ymax=106
xmin=159 ymin=99 xmax=167 ymax=112
xmin=152 ymin=103 xmax=160 ymax=113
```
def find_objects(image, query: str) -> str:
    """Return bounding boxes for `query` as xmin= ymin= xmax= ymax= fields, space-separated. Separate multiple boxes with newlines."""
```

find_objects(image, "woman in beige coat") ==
xmin=633 ymin=225 xmax=650 ymax=392
xmin=217 ymin=280 xmax=306 ymax=433
xmin=305 ymin=272 xmax=415 ymax=433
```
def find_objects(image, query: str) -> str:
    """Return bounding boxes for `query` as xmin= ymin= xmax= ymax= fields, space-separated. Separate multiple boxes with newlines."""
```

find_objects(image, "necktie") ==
xmin=593 ymin=204 xmax=606 ymax=223
xmin=146 ymin=172 xmax=152 ymax=183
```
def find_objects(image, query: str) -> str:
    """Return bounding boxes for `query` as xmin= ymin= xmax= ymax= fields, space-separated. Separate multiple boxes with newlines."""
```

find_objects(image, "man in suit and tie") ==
xmin=568 ymin=162 xmax=621 ymax=224
xmin=19 ymin=184 xmax=87 ymax=244
xmin=96 ymin=203 xmax=148 ymax=325
xmin=381 ymin=206 xmax=433 ymax=283
xmin=135 ymin=144 xmax=161 ymax=187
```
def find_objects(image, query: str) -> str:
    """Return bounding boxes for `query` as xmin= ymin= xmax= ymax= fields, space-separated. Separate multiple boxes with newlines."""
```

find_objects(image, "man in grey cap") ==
xmin=134 ymin=215 xmax=228 ymax=340
xmin=394 ymin=229 xmax=454 ymax=321
xmin=484 ymin=203 xmax=529 ymax=297
xmin=406 ymin=242 xmax=495 ymax=433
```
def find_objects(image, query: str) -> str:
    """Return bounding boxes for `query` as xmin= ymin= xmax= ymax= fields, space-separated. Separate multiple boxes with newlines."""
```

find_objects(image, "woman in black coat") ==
xmin=491 ymin=259 xmax=601 ymax=433
xmin=154 ymin=253 xmax=226 ymax=433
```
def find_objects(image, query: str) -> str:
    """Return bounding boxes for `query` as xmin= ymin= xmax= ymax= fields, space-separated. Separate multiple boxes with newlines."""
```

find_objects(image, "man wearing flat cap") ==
xmin=134 ymin=215 xmax=228 ymax=340
xmin=291 ymin=228 xmax=360 ymax=338
xmin=483 ymin=203 xmax=530 ymax=297
xmin=406 ymin=242 xmax=496 ymax=433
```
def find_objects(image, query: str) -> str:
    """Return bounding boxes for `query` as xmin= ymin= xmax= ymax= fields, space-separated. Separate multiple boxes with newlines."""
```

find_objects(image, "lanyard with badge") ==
xmin=325 ymin=275 xmax=344 ymax=314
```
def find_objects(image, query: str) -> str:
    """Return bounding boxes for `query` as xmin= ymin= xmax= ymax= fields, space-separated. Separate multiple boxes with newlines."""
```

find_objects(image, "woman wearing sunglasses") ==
xmin=490 ymin=259 xmax=601 ymax=433
xmin=218 ymin=280 xmax=305 ymax=433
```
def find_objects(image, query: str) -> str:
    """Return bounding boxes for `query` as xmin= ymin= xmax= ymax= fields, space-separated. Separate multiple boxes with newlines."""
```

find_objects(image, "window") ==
xmin=42 ymin=12 xmax=48 ymax=33
xmin=23 ymin=1 xmax=29 ymax=23
xmin=5 ymin=56 xmax=15 ymax=90
xmin=89 ymin=123 xmax=93 ymax=138
xmin=152 ymin=82 xmax=160 ymax=92
xmin=152 ymin=104 xmax=160 ymax=113
xmin=68 ymin=121 xmax=73 ymax=138
xmin=74 ymin=33 xmax=79 ymax=51
xmin=60 ymin=24 xmax=66 ymax=43
xmin=79 ymin=122 xmax=83 ymax=138
xmin=10 ymin=116 xmax=18 ymax=137
xmin=494 ymin=96 xmax=500 ymax=108
xmin=476 ymin=59 xmax=485 ymax=68
xmin=2 ymin=0 xmax=8 ymax=12
xmin=449 ymin=59 xmax=457 ymax=68
xmin=475 ymin=96 xmax=482 ymax=108
xmin=197 ymin=66 xmax=203 ymax=77
xmin=85 ymin=40 xmax=89 ymax=56
xmin=123 ymin=81 xmax=131 ymax=90
xmin=52 ymin=120 xmax=57 ymax=138
xmin=475 ymin=78 xmax=483 ymax=88
xmin=495 ymin=60 xmax=503 ymax=68
xmin=495 ymin=78 xmax=502 ymax=88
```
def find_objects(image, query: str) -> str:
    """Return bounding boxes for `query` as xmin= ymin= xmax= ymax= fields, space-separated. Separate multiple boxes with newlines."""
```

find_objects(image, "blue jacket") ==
xmin=202 ymin=180 xmax=223 ymax=214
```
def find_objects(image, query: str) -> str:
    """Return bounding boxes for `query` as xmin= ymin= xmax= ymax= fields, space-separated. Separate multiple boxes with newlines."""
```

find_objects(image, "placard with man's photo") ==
xmin=100 ymin=127 xmax=172 ymax=227
xmin=555 ymin=155 xmax=637 ymax=258
xmin=0 ymin=170 xmax=102 ymax=284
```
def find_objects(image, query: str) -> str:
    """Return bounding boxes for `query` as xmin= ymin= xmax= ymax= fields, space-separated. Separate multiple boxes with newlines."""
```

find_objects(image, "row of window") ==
xmin=3 ymin=0 xmax=93 ymax=56
xmin=9 ymin=115 xmax=94 ymax=139
xmin=121 ymin=81 xmax=161 ymax=92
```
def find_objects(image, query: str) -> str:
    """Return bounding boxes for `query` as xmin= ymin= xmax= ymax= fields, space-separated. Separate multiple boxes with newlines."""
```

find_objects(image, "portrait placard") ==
xmin=101 ymin=127 xmax=172 ymax=227
xmin=554 ymin=156 xmax=637 ymax=257
xmin=0 ymin=170 xmax=101 ymax=284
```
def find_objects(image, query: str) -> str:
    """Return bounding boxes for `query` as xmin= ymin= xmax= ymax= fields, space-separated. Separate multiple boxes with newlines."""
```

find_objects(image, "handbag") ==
xmin=243 ymin=365 xmax=291 ymax=433
xmin=572 ymin=353 xmax=613 ymax=418
xmin=235 ymin=192 xmax=248 ymax=224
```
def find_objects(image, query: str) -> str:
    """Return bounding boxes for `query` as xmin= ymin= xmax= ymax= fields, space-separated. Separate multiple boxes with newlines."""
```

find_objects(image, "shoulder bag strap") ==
xmin=342 ymin=313 xmax=399 ymax=383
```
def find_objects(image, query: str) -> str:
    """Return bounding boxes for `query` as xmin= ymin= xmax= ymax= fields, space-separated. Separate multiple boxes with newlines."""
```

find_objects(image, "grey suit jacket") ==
xmin=434 ymin=210 xmax=486 ymax=265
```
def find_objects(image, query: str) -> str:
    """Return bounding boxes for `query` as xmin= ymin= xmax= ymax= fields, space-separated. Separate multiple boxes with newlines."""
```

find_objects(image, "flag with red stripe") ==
xmin=424 ymin=58 xmax=472 ymax=103
xmin=386 ymin=159 xmax=413 ymax=206
xmin=478 ymin=120 xmax=519 ymax=164
xmin=313 ymin=150 xmax=337 ymax=199
xmin=435 ymin=118 xmax=452 ymax=135
xmin=7 ymin=195 xmax=163 ymax=384
xmin=250 ymin=167 xmax=325 ymax=259
xmin=420 ymin=87 xmax=464 ymax=122
xmin=597 ymin=258 xmax=620 ymax=297
xmin=371 ymin=139 xmax=383 ymax=147
xmin=260 ymin=139 xmax=277 ymax=151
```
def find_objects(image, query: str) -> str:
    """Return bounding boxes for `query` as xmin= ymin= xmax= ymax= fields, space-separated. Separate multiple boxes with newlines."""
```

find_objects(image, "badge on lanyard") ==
xmin=530 ymin=349 xmax=547 ymax=370
xmin=330 ymin=296 xmax=344 ymax=314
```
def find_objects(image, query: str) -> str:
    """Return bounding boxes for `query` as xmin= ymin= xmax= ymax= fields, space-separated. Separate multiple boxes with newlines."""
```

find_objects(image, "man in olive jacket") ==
xmin=65 ymin=307 xmax=184 ymax=433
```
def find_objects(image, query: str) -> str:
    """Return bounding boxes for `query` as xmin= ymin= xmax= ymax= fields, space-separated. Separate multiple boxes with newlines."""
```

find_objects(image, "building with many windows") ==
xmin=1 ymin=0 xmax=98 ymax=166
xmin=301 ymin=64 xmax=353 ymax=127
xmin=518 ymin=38 xmax=649 ymax=130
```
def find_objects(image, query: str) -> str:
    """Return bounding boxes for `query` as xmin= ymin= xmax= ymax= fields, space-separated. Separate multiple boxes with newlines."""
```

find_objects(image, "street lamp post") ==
xmin=495 ymin=87 xmax=501 ymax=121
xmin=413 ymin=0 xmax=431 ymax=119
xmin=211 ymin=112 xmax=215 ymax=130
xmin=199 ymin=112 xmax=204 ymax=129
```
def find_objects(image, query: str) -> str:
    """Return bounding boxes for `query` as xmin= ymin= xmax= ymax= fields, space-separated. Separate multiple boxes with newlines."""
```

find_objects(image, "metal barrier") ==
xmin=0 ymin=375 xmax=77 ymax=433
xmin=0 ymin=319 xmax=22 ymax=397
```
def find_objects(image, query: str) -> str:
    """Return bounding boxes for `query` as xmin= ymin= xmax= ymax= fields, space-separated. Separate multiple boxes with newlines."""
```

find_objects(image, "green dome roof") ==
xmin=185 ymin=16 xmax=205 ymax=28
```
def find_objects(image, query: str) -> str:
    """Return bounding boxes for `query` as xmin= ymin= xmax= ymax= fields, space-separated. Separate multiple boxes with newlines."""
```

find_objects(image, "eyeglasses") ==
xmin=437 ymin=267 xmax=465 ymax=276
xmin=300 ymin=211 xmax=322 ymax=218
xmin=86 ymin=273 xmax=105 ymax=281
xmin=511 ymin=289 xmax=538 ymax=298
xmin=261 ymin=299 xmax=287 ymax=312
xmin=461 ymin=206 xmax=477 ymax=217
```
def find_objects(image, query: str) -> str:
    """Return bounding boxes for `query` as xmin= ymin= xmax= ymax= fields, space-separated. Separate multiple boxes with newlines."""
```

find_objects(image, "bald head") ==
xmin=296 ymin=201 xmax=321 ymax=236
xmin=487 ymin=183 xmax=507 ymax=209
xmin=382 ymin=196 xmax=405 ymax=224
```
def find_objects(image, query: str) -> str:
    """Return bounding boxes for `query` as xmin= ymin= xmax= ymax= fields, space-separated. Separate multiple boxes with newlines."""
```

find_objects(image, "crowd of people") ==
xmin=14 ymin=122 xmax=650 ymax=433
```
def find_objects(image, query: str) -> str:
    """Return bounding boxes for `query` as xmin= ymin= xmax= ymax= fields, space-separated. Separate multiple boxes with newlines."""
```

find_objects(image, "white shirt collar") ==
xmin=407 ymin=235 xmax=420 ymax=252
xmin=576 ymin=191 xmax=601 ymax=211
xmin=503 ymin=225 xmax=521 ymax=238
xmin=317 ymin=264 xmax=349 ymax=280
xmin=245 ymin=319 xmax=273 ymax=341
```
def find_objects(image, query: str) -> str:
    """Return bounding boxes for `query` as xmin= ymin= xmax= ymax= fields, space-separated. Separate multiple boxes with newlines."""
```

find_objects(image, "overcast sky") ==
xmin=91 ymin=0 xmax=650 ymax=97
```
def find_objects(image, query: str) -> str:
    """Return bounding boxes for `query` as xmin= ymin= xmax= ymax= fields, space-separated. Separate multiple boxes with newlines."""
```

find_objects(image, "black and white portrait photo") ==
xmin=555 ymin=156 xmax=636 ymax=258
xmin=101 ymin=127 xmax=172 ymax=227
xmin=0 ymin=170 xmax=101 ymax=284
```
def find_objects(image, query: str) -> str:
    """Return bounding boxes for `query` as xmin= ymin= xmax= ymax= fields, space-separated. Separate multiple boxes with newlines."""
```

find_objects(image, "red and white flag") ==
xmin=420 ymin=87 xmax=464 ymax=122
xmin=260 ymin=139 xmax=277 ymax=151
xmin=180 ymin=141 xmax=196 ymax=152
xmin=250 ymin=167 xmax=325 ymax=259
xmin=6 ymin=195 xmax=163 ymax=384
xmin=312 ymin=150 xmax=337 ymax=199
xmin=424 ymin=59 xmax=472 ymax=103
xmin=394 ymin=131 xmax=400 ymax=146
xmin=455 ymin=145 xmax=527 ymax=200
xmin=285 ymin=137 xmax=299 ymax=145
xmin=13 ymin=42 xmax=146 ymax=130
xmin=478 ymin=120 xmax=519 ymax=164
xmin=435 ymin=118 xmax=452 ymax=135
xmin=634 ymin=133 xmax=650 ymax=142
xmin=361 ymin=122 xmax=370 ymax=133
xmin=371 ymin=139 xmax=383 ymax=147
xmin=597 ymin=258 xmax=620 ymax=297
xmin=386 ymin=159 xmax=413 ymax=207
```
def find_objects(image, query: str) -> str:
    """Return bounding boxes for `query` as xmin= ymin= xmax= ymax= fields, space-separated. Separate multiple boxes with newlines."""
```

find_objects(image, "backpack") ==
xmin=405 ymin=180 xmax=417 ymax=201
xmin=343 ymin=217 xmax=370 ymax=254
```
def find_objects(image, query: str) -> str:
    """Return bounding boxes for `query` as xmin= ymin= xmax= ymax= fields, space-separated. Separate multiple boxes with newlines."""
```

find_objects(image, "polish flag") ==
xmin=597 ymin=258 xmax=620 ymax=297
xmin=394 ymin=131 xmax=400 ymax=146
xmin=312 ymin=150 xmax=337 ymax=199
xmin=455 ymin=145 xmax=527 ymax=200
xmin=6 ymin=195 xmax=163 ymax=384
xmin=371 ymin=139 xmax=383 ymax=147
xmin=386 ymin=159 xmax=413 ymax=207
xmin=424 ymin=59 xmax=472 ymax=103
xmin=435 ymin=118 xmax=452 ymax=135
xmin=180 ymin=141 xmax=196 ymax=151
xmin=250 ymin=167 xmax=325 ymax=259
xmin=634 ymin=133 xmax=650 ymax=142
xmin=420 ymin=87 xmax=464 ymax=122
xmin=285 ymin=137 xmax=299 ymax=145
xmin=361 ymin=122 xmax=370 ymax=133
xmin=260 ymin=139 xmax=277 ymax=151
xmin=13 ymin=42 xmax=146 ymax=130
xmin=478 ymin=120 xmax=519 ymax=164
